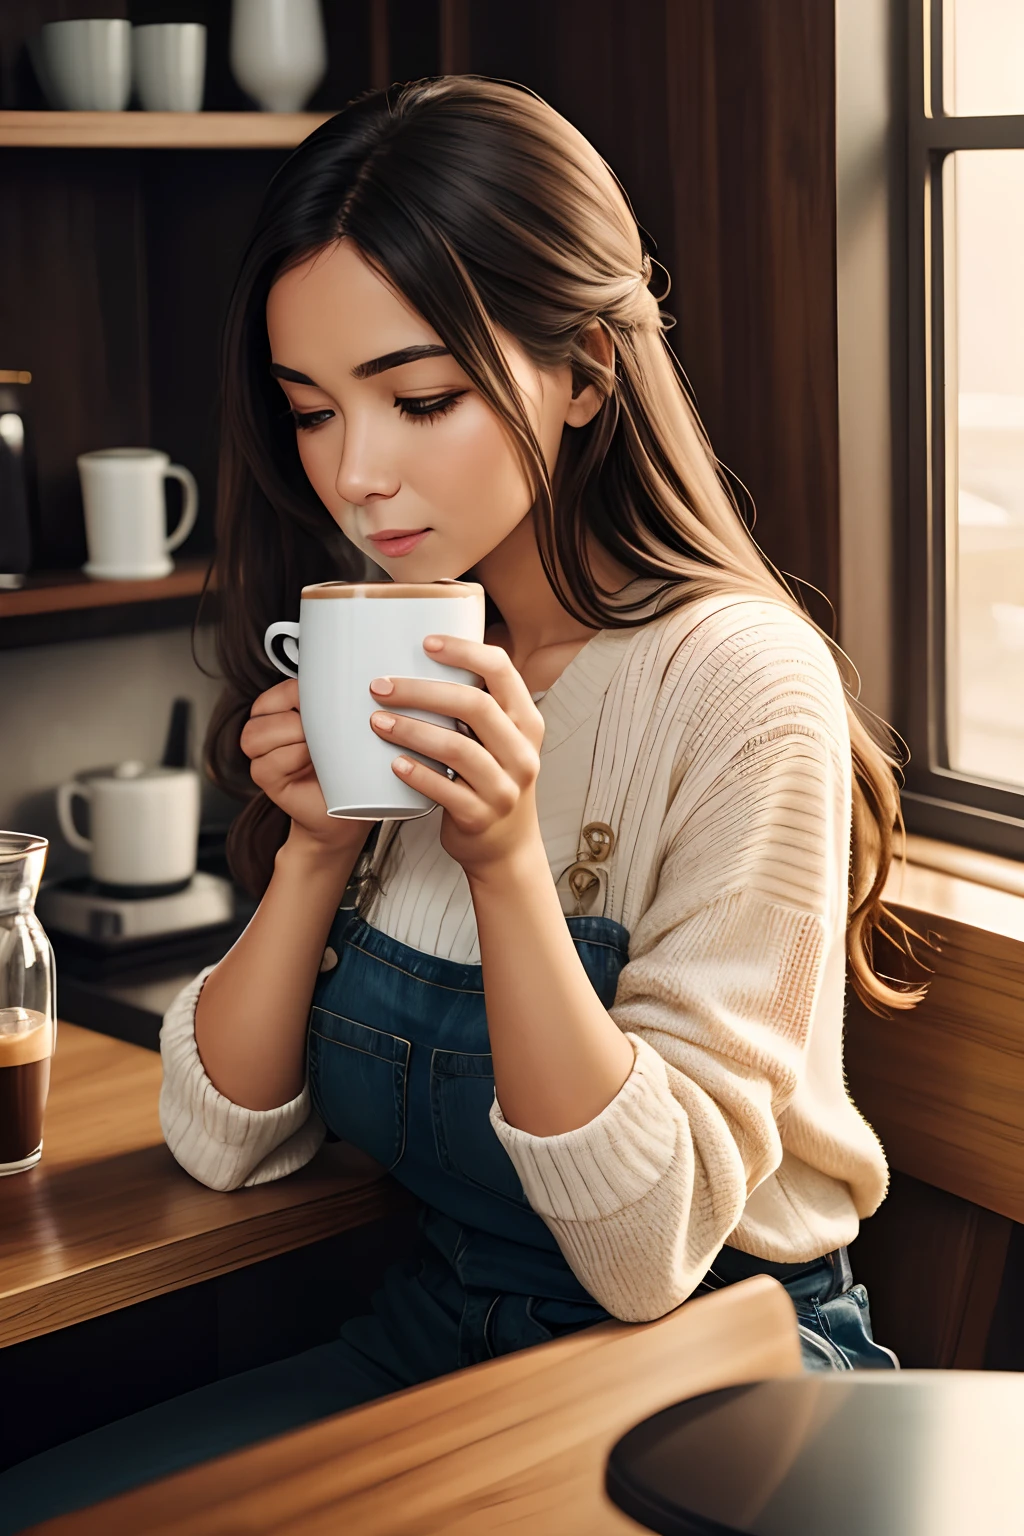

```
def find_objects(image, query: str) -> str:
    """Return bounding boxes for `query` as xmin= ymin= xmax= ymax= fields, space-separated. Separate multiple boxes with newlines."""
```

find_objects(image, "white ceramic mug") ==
xmin=37 ymin=19 xmax=132 ymax=111
xmin=132 ymin=24 xmax=207 ymax=112
xmin=264 ymin=580 xmax=486 ymax=819
xmin=77 ymin=449 xmax=198 ymax=581
xmin=57 ymin=762 xmax=201 ymax=891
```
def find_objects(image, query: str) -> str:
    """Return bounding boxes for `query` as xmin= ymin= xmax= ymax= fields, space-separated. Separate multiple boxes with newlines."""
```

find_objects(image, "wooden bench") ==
xmin=846 ymin=858 xmax=1024 ymax=1367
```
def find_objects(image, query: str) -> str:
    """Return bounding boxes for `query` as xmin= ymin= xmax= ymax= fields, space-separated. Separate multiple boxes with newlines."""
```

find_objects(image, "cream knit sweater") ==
xmin=159 ymin=594 xmax=889 ymax=1323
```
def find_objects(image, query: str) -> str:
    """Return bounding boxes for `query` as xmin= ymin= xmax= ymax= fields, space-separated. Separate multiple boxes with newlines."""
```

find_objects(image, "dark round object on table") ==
xmin=605 ymin=1372 xmax=1024 ymax=1535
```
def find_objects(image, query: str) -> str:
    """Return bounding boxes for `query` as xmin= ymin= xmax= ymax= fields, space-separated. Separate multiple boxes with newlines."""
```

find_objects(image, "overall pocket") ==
xmin=309 ymin=1007 xmax=409 ymax=1170
xmin=430 ymin=1049 xmax=531 ymax=1208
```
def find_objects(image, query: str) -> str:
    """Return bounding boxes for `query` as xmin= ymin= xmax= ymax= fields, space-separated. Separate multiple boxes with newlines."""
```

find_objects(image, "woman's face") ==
xmin=265 ymin=239 xmax=577 ymax=575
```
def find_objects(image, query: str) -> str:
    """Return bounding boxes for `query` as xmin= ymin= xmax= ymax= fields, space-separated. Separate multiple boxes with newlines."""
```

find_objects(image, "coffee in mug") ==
xmin=264 ymin=580 xmax=486 ymax=820
xmin=0 ymin=1009 xmax=54 ymax=1175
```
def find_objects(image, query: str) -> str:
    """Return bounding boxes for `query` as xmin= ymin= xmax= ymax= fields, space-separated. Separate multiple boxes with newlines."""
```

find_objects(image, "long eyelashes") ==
xmin=395 ymin=391 xmax=467 ymax=423
xmin=289 ymin=408 xmax=334 ymax=430
xmin=288 ymin=392 xmax=467 ymax=432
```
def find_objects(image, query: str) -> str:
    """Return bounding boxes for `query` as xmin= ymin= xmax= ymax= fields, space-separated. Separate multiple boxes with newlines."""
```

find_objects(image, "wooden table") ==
xmin=30 ymin=1275 xmax=803 ymax=1535
xmin=0 ymin=1023 xmax=408 ymax=1349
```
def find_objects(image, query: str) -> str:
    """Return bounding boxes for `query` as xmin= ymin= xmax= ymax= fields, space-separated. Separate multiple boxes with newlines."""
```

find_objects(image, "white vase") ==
xmin=230 ymin=0 xmax=327 ymax=113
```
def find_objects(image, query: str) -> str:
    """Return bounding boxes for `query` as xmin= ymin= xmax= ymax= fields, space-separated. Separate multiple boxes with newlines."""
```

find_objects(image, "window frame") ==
xmin=899 ymin=0 xmax=1024 ymax=858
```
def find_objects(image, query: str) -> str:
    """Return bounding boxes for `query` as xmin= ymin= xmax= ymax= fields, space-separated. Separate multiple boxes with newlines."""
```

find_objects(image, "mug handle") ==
xmin=163 ymin=464 xmax=199 ymax=552
xmin=264 ymin=621 xmax=300 ymax=679
xmin=56 ymin=781 xmax=93 ymax=853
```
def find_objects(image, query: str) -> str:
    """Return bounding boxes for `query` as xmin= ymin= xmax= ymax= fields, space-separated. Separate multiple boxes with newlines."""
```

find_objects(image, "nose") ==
xmin=333 ymin=412 xmax=399 ymax=506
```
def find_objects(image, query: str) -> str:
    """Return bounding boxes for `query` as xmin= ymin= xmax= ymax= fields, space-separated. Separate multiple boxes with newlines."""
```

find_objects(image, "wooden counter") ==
xmin=31 ymin=1275 xmax=802 ymax=1535
xmin=0 ymin=1024 xmax=408 ymax=1349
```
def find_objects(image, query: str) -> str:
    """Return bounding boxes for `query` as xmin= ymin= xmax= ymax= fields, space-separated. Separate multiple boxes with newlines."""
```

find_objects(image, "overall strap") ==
xmin=556 ymin=819 xmax=617 ymax=919
xmin=553 ymin=681 xmax=621 ymax=921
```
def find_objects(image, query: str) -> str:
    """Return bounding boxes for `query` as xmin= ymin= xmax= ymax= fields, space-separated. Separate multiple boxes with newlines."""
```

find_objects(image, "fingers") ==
xmin=371 ymin=711 xmax=536 ymax=804
xmin=242 ymin=678 xmax=325 ymax=817
xmin=391 ymin=753 xmax=487 ymax=826
xmin=250 ymin=678 xmax=300 ymax=717
xmin=420 ymin=635 xmax=539 ymax=724
xmin=242 ymin=682 xmax=312 ymax=797
xmin=370 ymin=678 xmax=539 ymax=774
xmin=240 ymin=706 xmax=307 ymax=762
xmin=248 ymin=741 xmax=313 ymax=793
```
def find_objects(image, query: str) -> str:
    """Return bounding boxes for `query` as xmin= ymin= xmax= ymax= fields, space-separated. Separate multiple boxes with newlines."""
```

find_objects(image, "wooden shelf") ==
xmin=0 ymin=557 xmax=210 ymax=617
xmin=0 ymin=110 xmax=334 ymax=149
xmin=0 ymin=557 xmax=215 ymax=648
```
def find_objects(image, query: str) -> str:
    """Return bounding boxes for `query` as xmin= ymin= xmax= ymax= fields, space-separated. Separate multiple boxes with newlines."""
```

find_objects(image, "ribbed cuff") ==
xmin=158 ymin=966 xmax=317 ymax=1190
xmin=489 ymin=1034 xmax=682 ymax=1222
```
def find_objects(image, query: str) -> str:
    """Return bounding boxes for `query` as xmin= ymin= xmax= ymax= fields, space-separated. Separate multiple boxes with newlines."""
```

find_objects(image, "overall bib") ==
xmin=0 ymin=828 xmax=895 ymax=1535
xmin=305 ymin=860 xmax=898 ymax=1382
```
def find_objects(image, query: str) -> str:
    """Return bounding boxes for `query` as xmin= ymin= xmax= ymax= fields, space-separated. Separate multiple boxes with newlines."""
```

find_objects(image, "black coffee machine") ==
xmin=0 ymin=369 xmax=38 ymax=589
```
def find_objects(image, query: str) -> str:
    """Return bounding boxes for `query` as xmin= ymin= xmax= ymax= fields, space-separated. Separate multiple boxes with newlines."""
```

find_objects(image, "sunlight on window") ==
xmin=945 ymin=151 xmax=1024 ymax=788
xmin=943 ymin=0 xmax=1024 ymax=116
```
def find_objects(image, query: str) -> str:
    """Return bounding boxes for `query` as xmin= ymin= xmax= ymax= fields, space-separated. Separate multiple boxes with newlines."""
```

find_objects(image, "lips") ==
xmin=367 ymin=529 xmax=431 ymax=557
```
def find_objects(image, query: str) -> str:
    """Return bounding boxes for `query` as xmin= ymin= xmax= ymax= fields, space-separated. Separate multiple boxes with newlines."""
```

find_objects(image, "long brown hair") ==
xmin=205 ymin=75 xmax=925 ymax=1013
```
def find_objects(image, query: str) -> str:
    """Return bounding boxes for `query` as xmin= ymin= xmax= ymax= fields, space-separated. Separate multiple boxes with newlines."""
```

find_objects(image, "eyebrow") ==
xmin=269 ymin=344 xmax=451 ymax=389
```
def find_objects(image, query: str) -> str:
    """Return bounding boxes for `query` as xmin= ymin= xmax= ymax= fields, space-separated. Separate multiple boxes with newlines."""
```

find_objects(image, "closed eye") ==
xmin=396 ymin=391 xmax=467 ymax=422
xmin=290 ymin=407 xmax=334 ymax=431
xmin=288 ymin=393 xmax=466 ymax=431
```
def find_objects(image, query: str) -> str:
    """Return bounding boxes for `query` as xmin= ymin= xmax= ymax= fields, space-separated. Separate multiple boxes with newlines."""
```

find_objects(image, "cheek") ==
xmin=295 ymin=433 xmax=334 ymax=500
xmin=421 ymin=401 xmax=531 ymax=512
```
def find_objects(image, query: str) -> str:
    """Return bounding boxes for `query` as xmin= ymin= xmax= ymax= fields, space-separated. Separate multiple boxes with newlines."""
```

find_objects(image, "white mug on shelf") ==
xmin=229 ymin=0 xmax=327 ymax=113
xmin=77 ymin=449 xmax=198 ymax=581
xmin=132 ymin=24 xmax=207 ymax=113
xmin=56 ymin=762 xmax=201 ymax=892
xmin=34 ymin=19 xmax=132 ymax=112
xmin=263 ymin=580 xmax=486 ymax=820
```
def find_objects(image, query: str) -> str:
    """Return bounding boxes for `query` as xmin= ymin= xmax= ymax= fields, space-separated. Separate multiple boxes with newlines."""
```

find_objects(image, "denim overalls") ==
xmin=304 ymin=812 xmax=899 ymax=1379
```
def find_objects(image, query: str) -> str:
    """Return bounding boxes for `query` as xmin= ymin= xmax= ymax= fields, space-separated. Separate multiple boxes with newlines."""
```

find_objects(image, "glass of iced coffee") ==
xmin=0 ymin=833 xmax=56 ymax=1175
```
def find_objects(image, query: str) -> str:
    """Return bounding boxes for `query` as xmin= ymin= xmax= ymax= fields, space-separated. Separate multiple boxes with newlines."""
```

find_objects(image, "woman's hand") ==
xmin=368 ymin=635 xmax=545 ymax=881
xmin=241 ymin=679 xmax=370 ymax=856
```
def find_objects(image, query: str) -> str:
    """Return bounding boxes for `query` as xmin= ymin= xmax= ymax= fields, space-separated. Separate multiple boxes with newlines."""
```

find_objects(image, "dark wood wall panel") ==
xmin=694 ymin=1 xmax=840 ymax=624
xmin=143 ymin=150 xmax=290 ymax=558
xmin=0 ymin=150 xmax=149 ymax=567
xmin=465 ymin=0 xmax=841 ymax=620
xmin=849 ymin=1169 xmax=1014 ymax=1369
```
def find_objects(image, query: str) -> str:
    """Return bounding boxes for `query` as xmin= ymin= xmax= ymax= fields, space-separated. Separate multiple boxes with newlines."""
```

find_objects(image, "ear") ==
xmin=564 ymin=323 xmax=615 ymax=428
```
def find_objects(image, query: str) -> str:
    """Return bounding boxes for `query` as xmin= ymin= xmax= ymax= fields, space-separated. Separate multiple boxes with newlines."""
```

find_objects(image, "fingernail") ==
xmin=372 ymin=712 xmax=395 ymax=731
xmin=369 ymin=676 xmax=393 ymax=694
xmin=423 ymin=636 xmax=443 ymax=651
xmin=393 ymin=756 xmax=412 ymax=773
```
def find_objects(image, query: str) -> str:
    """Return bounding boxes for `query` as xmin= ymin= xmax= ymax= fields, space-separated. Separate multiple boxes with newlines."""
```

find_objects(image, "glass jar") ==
xmin=0 ymin=833 xmax=57 ymax=1175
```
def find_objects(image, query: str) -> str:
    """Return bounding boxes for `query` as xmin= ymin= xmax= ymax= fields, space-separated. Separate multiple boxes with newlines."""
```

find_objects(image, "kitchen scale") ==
xmin=37 ymin=870 xmax=235 ymax=948
xmin=38 ymin=870 xmax=253 ymax=1052
xmin=35 ymin=700 xmax=255 ymax=1049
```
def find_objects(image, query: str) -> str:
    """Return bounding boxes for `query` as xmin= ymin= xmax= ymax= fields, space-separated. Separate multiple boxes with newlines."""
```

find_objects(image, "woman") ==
xmin=1 ymin=75 xmax=919 ymax=1529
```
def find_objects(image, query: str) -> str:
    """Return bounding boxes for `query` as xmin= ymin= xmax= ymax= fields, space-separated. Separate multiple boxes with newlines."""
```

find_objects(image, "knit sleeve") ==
xmin=159 ymin=967 xmax=325 ymax=1192
xmin=490 ymin=608 xmax=875 ymax=1321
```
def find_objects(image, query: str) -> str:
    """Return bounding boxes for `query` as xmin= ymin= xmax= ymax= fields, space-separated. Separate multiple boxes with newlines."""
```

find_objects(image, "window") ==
xmin=901 ymin=0 xmax=1024 ymax=857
